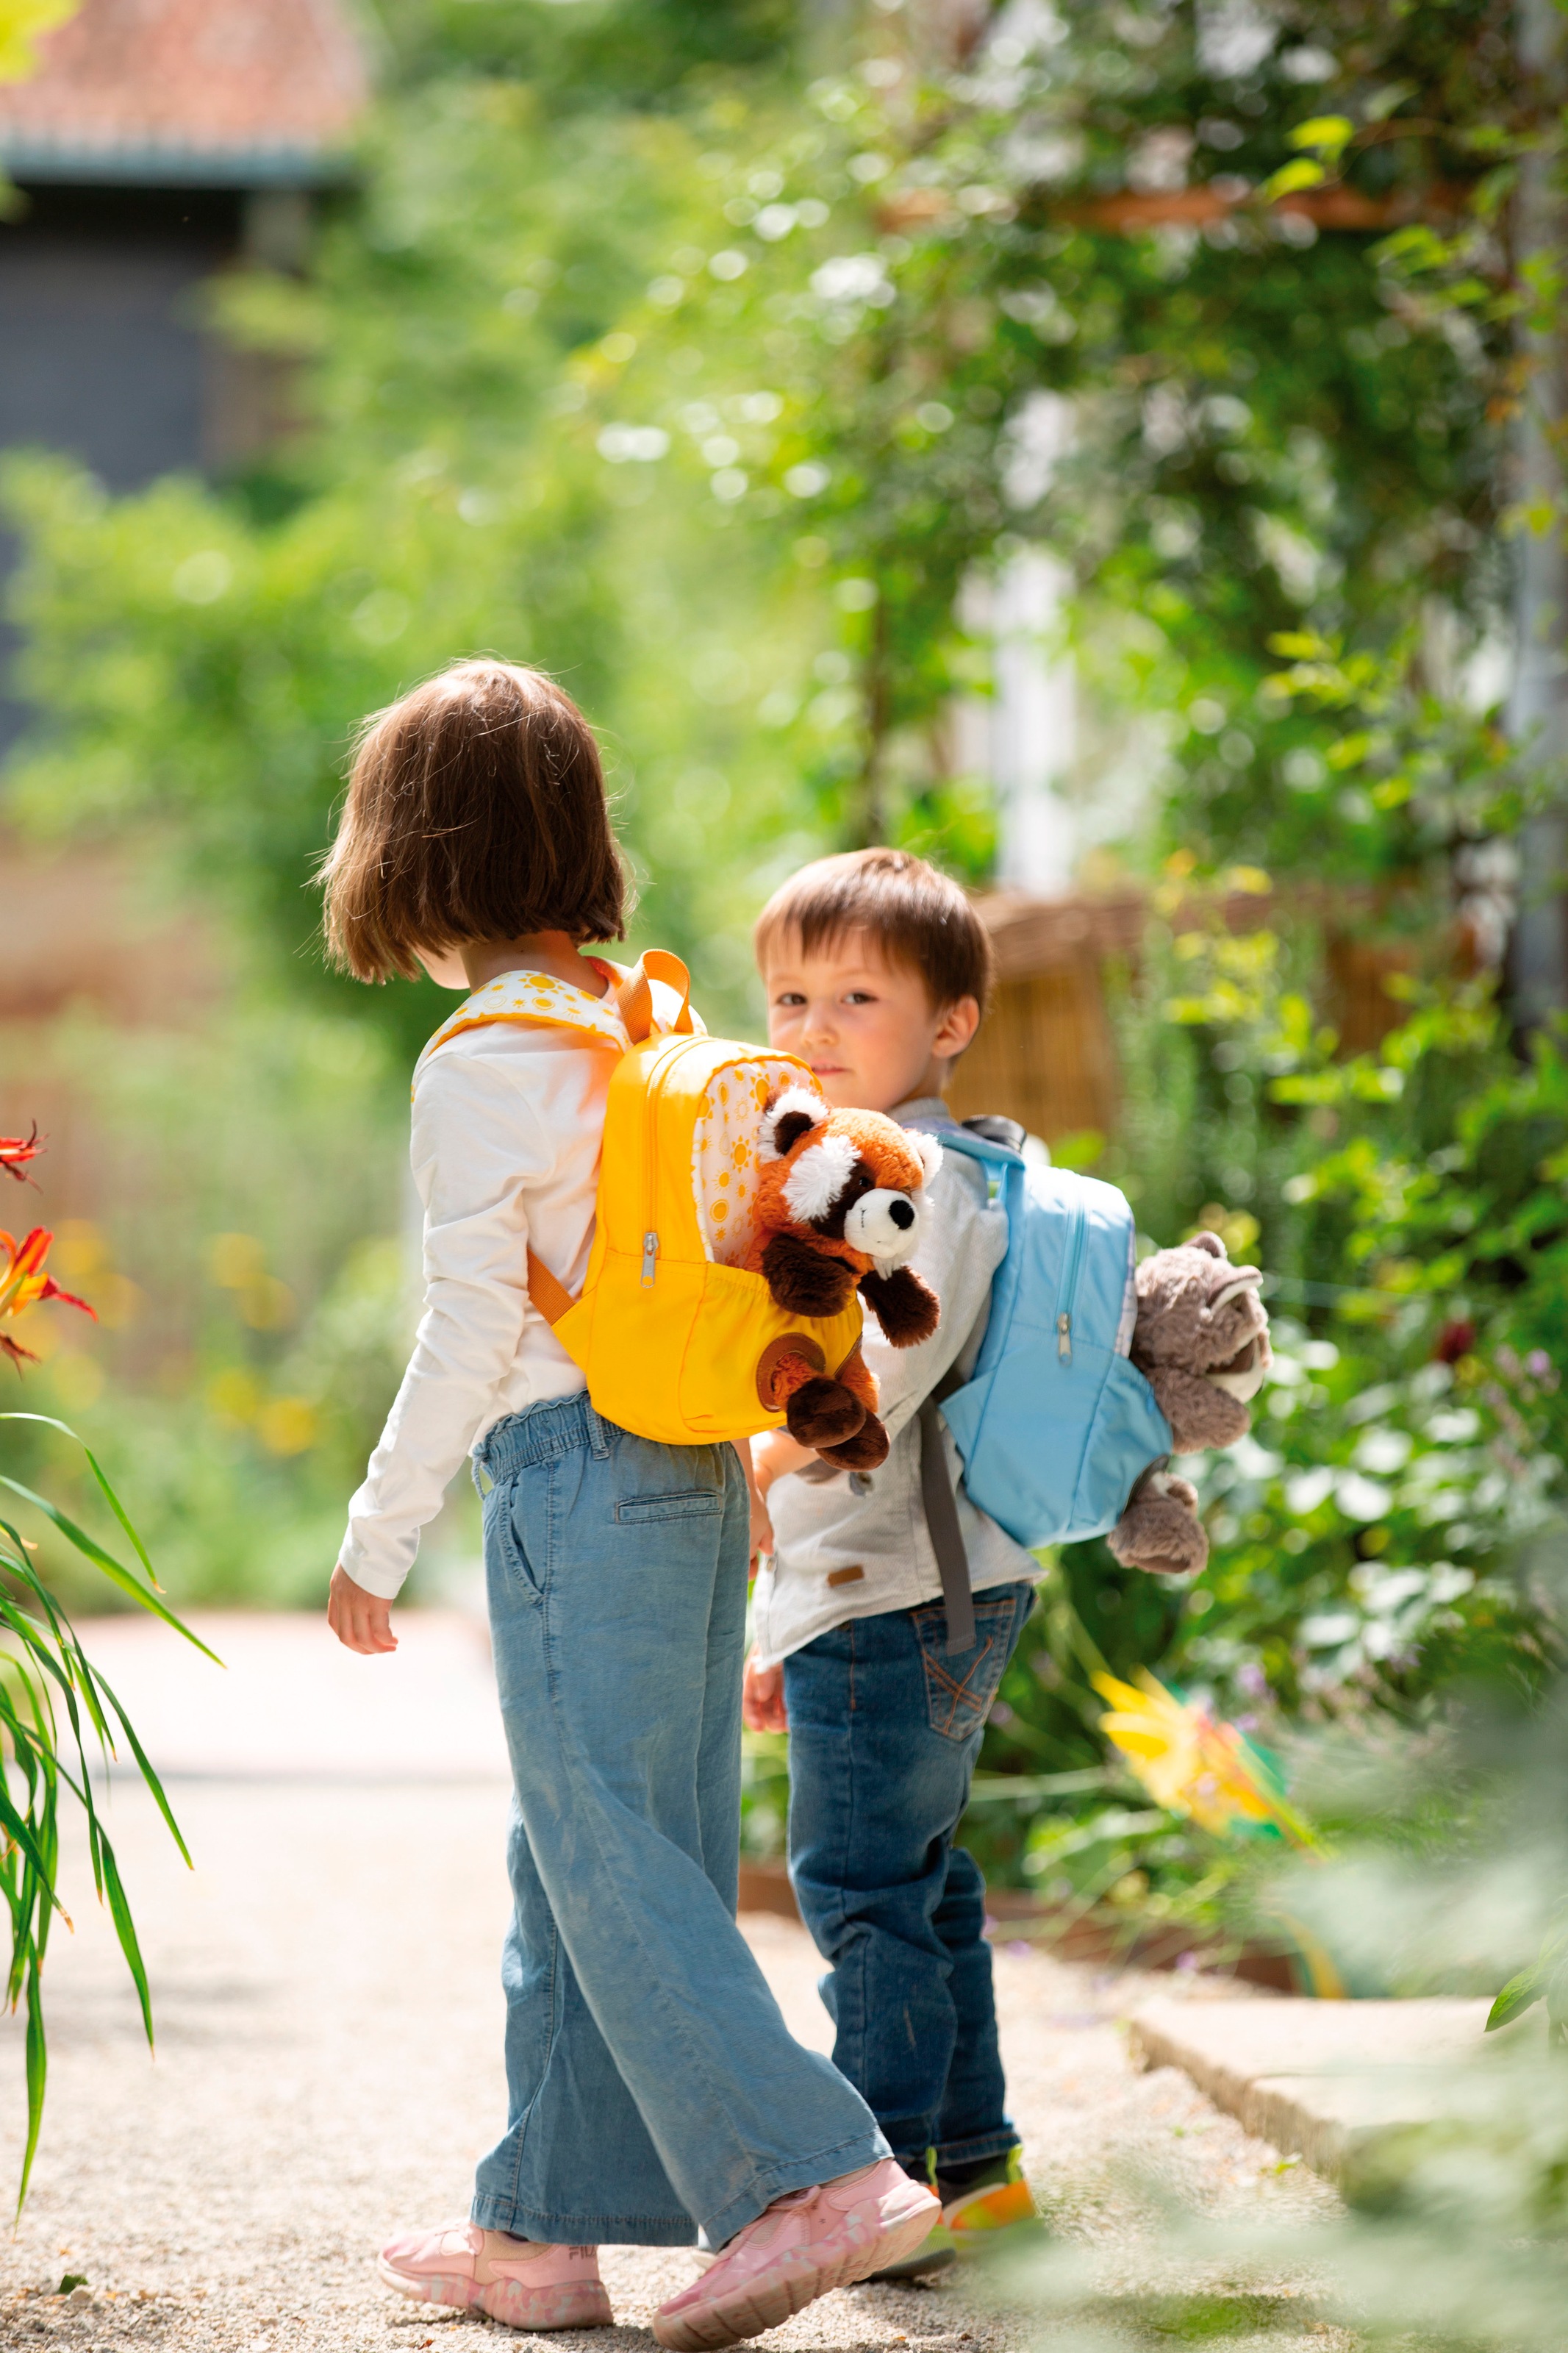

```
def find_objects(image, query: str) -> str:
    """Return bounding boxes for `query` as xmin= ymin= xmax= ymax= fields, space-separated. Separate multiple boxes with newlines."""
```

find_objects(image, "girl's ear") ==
xmin=415 ymin=944 xmax=472 ymax=991
xmin=760 ymin=1086 xmax=828 ymax=1161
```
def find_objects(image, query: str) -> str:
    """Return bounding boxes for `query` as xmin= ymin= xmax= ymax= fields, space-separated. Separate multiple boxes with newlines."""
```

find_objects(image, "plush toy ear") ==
xmin=760 ymin=1086 xmax=827 ymax=1161
xmin=910 ymin=1132 xmax=942 ymax=1186
xmin=1187 ymin=1230 xmax=1228 ymax=1260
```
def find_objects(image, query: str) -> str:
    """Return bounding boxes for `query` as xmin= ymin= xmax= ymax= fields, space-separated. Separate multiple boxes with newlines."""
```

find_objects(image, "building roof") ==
xmin=0 ymin=0 xmax=369 ymax=186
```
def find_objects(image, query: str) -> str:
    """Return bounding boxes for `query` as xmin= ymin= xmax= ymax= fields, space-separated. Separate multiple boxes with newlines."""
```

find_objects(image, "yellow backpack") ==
xmin=420 ymin=950 xmax=866 ymax=1447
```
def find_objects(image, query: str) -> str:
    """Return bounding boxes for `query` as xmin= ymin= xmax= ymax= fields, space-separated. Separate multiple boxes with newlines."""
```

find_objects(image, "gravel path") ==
xmin=0 ymin=1781 xmax=1342 ymax=2353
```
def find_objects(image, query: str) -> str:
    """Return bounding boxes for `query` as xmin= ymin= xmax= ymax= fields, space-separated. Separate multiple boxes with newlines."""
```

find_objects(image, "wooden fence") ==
xmin=947 ymin=884 xmax=1422 ymax=1148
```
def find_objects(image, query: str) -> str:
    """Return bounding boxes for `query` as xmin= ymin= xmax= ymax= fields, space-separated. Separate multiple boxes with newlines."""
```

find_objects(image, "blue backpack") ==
xmin=920 ymin=1124 xmax=1173 ymax=1636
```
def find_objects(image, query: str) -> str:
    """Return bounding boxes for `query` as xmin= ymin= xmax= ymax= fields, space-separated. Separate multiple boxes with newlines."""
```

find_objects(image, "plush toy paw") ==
xmin=784 ymin=1373 xmax=870 ymax=1452
xmin=1106 ymin=1471 xmax=1207 ymax=1576
xmin=760 ymin=1231 xmax=858 ymax=1318
xmin=859 ymin=1264 xmax=940 ymax=1348
xmin=816 ymin=1414 xmax=891 ymax=1472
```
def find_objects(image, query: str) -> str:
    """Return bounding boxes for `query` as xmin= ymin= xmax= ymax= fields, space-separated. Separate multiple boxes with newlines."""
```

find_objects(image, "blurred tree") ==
xmin=1 ymin=1 xmax=828 ymax=1054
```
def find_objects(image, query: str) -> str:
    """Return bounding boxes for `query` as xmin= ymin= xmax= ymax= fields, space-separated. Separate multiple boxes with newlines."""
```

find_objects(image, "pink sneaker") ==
xmin=653 ymin=2159 xmax=939 ymax=2351
xmin=376 ymin=2221 xmax=612 ymax=2329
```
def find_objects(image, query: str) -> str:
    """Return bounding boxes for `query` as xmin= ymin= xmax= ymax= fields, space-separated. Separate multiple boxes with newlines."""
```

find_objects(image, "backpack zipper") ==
xmin=640 ymin=1032 xmax=703 ymax=1288
xmin=1056 ymin=1193 xmax=1086 ymax=1363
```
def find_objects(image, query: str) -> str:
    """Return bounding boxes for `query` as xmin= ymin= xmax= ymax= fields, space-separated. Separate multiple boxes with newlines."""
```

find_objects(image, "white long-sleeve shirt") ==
xmin=340 ymin=965 xmax=673 ymax=1599
xmin=749 ymin=1101 xmax=1040 ymax=1667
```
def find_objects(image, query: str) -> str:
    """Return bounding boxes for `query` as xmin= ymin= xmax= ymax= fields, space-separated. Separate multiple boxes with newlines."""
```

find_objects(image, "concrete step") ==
xmin=1129 ymin=1993 xmax=1497 ymax=2181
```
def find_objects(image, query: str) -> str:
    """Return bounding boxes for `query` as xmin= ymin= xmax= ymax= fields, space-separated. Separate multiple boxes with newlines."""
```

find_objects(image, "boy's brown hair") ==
xmin=319 ymin=659 xmax=628 ymax=982
xmin=753 ymin=848 xmax=994 ymax=1015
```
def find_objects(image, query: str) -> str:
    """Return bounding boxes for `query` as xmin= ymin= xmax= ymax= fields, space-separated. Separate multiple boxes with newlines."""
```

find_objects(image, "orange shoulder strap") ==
xmin=526 ymin=1247 xmax=576 ymax=1327
xmin=614 ymin=949 xmax=693 ymax=1044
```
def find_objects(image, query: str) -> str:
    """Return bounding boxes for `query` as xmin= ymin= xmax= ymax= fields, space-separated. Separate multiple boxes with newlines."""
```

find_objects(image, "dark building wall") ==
xmin=0 ymin=183 xmax=243 ymax=748
xmin=0 ymin=184 xmax=241 ymax=487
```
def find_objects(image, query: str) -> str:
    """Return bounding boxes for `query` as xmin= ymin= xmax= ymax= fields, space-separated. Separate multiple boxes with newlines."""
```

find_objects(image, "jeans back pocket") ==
xmin=613 ymin=1490 xmax=724 ymax=1524
xmin=914 ymin=1592 xmax=1024 ymax=1744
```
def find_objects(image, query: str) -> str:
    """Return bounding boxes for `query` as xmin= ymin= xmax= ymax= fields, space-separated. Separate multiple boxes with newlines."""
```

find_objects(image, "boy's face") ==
xmin=762 ymin=929 xmax=978 ymax=1115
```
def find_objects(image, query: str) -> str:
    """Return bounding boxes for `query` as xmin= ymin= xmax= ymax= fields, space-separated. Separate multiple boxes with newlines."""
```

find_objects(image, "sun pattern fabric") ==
xmin=691 ymin=1055 xmax=810 ymax=1268
xmin=414 ymin=962 xmax=655 ymax=1096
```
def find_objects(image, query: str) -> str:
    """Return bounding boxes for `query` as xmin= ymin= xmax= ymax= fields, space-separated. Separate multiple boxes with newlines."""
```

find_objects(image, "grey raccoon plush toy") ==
xmin=1107 ymin=1231 xmax=1272 ymax=1577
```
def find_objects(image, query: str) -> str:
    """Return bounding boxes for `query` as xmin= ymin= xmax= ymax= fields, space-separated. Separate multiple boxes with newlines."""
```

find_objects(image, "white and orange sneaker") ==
xmin=376 ymin=2221 xmax=612 ymax=2329
xmin=653 ymin=2159 xmax=939 ymax=2351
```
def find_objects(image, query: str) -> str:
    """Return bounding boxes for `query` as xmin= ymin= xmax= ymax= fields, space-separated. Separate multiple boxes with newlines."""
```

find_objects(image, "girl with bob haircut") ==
xmin=321 ymin=660 xmax=936 ymax=2347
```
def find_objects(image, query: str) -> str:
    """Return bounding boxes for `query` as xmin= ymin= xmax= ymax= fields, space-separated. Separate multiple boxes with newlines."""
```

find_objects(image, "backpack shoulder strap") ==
xmin=612 ymin=949 xmax=694 ymax=1043
xmin=416 ymin=952 xmax=695 ymax=1326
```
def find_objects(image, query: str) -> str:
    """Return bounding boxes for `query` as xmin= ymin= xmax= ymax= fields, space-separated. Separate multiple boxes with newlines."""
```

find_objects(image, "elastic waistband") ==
xmin=473 ymin=1391 xmax=611 ymax=1484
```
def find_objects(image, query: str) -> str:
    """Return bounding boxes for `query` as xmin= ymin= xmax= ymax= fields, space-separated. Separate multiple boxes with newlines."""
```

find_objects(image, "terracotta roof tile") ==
xmin=0 ymin=0 xmax=368 ymax=182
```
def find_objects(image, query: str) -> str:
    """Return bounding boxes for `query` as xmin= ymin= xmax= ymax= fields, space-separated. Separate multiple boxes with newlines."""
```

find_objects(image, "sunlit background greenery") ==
xmin=4 ymin=0 xmax=1567 ymax=1966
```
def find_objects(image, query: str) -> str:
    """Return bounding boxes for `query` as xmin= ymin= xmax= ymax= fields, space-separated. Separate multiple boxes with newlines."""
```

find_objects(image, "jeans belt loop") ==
xmin=587 ymin=1402 xmax=611 ymax=1461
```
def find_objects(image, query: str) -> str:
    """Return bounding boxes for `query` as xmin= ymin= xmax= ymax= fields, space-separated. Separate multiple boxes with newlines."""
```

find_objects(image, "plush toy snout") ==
xmin=844 ymin=1187 xmax=924 ymax=1268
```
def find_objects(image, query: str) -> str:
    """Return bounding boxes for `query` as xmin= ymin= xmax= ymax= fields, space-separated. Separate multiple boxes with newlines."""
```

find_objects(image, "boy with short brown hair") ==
xmin=748 ymin=848 xmax=1042 ymax=2276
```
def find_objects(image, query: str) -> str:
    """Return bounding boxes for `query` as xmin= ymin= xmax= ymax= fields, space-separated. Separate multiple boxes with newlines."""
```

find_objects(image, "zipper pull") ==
xmin=1057 ymin=1310 xmax=1073 ymax=1364
xmin=641 ymin=1230 xmax=659 ymax=1289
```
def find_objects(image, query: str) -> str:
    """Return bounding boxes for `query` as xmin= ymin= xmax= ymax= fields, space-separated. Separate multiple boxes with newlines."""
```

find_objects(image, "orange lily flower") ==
xmin=1093 ymin=1668 xmax=1320 ymax=1850
xmin=0 ymin=1227 xmax=96 ymax=1368
xmin=1 ymin=1127 xmax=42 ymax=1184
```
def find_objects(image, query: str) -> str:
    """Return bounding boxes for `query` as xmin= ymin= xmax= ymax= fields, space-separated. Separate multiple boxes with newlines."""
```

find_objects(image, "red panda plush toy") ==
xmin=745 ymin=1088 xmax=940 ymax=1470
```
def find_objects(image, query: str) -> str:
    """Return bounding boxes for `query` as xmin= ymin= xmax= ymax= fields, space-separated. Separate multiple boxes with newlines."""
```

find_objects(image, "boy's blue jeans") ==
xmin=470 ymin=1394 xmax=887 ymax=2250
xmin=782 ymin=1582 xmax=1037 ymax=2179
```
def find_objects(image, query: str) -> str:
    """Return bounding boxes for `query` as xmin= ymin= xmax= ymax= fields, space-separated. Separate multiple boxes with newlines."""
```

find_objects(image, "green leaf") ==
xmin=0 ymin=1414 xmax=163 ymax=1586
xmin=1487 ymin=1964 xmax=1546 ymax=2030
xmin=1289 ymin=115 xmax=1354 ymax=153
xmin=0 ymin=1471 xmax=222 ymax=1663
xmin=1364 ymin=82 xmax=1416 ymax=124
xmin=90 ymin=1671 xmax=193 ymax=1871
xmin=96 ymin=1835 xmax=153 ymax=2050
xmin=1267 ymin=630 xmax=1333 ymax=660
xmin=1263 ymin=159 xmax=1326 ymax=199
xmin=17 ymin=1960 xmax=45 ymax=2219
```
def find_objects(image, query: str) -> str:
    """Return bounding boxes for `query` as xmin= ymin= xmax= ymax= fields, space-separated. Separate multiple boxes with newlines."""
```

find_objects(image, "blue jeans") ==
xmin=783 ymin=1582 xmax=1037 ymax=2178
xmin=470 ymin=1394 xmax=887 ymax=2249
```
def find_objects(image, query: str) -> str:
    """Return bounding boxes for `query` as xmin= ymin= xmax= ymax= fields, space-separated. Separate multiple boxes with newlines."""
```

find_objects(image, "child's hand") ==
xmin=742 ymin=1649 xmax=787 ymax=1734
xmin=327 ymin=1562 xmax=398 ymax=1654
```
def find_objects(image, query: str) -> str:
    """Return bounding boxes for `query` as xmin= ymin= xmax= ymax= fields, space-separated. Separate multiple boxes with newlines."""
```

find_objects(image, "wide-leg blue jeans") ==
xmin=470 ymin=1394 xmax=887 ymax=2249
xmin=783 ymin=1582 xmax=1037 ymax=2178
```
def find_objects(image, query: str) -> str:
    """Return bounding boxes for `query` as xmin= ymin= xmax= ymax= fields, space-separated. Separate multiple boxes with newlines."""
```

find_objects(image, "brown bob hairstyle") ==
xmin=319 ymin=659 xmax=629 ymax=983
xmin=753 ymin=847 xmax=994 ymax=1017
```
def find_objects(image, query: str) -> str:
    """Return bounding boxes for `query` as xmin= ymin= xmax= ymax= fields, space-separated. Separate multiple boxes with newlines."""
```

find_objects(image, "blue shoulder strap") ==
xmin=915 ymin=1126 xmax=1027 ymax=1653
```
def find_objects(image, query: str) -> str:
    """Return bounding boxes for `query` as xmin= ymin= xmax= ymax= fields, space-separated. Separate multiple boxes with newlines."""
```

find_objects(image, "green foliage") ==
xmin=0 ymin=1002 xmax=432 ymax=1609
xmin=0 ymin=1410 xmax=207 ymax=2208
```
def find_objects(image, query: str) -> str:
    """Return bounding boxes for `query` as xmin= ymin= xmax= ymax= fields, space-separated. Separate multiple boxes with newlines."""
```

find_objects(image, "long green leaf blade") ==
xmin=16 ymin=1960 xmax=45 ymax=2218
xmin=97 ymin=1840 xmax=153 ymax=2048
xmin=0 ymin=1476 xmax=221 ymax=1661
